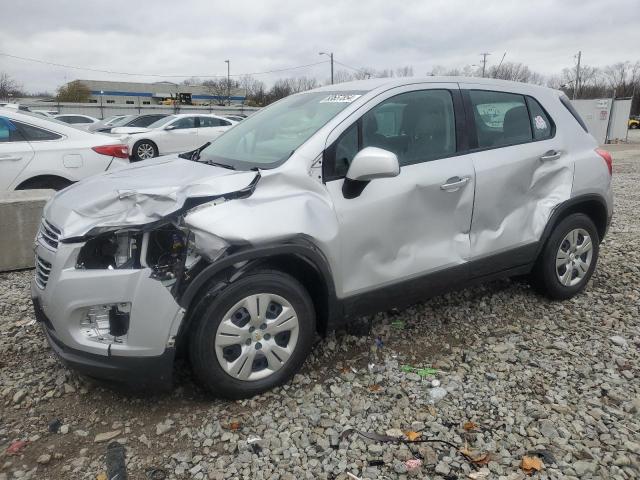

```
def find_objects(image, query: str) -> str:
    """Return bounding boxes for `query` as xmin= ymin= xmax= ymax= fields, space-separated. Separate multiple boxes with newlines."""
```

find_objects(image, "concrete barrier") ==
xmin=0 ymin=190 xmax=54 ymax=271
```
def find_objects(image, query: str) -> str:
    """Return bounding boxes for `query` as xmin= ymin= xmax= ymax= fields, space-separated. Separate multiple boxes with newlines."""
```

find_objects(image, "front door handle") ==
xmin=540 ymin=150 xmax=562 ymax=161
xmin=0 ymin=155 xmax=22 ymax=161
xmin=440 ymin=176 xmax=470 ymax=191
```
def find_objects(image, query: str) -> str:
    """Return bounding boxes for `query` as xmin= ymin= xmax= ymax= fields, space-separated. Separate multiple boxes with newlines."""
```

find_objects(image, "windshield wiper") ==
xmin=206 ymin=161 xmax=235 ymax=170
xmin=179 ymin=142 xmax=211 ymax=161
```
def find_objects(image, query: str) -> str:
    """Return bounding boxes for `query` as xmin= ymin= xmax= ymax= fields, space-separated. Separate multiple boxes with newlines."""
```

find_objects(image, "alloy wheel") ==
xmin=136 ymin=143 xmax=155 ymax=159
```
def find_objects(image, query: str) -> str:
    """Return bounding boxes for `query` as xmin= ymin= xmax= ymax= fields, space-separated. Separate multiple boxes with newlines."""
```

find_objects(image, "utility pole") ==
xmin=480 ymin=52 xmax=491 ymax=78
xmin=573 ymin=51 xmax=581 ymax=100
xmin=225 ymin=60 xmax=230 ymax=106
xmin=319 ymin=51 xmax=334 ymax=84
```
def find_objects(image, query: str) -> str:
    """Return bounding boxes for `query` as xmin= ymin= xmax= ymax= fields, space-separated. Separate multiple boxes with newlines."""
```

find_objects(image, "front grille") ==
xmin=39 ymin=219 xmax=61 ymax=250
xmin=35 ymin=255 xmax=52 ymax=289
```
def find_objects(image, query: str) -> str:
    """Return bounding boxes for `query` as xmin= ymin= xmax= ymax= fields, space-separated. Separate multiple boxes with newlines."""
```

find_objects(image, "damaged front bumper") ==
xmin=32 ymin=239 xmax=185 ymax=390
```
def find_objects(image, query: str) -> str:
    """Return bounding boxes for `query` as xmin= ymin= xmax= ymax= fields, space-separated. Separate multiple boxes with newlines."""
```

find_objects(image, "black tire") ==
xmin=131 ymin=140 xmax=158 ymax=162
xmin=16 ymin=176 xmax=72 ymax=191
xmin=531 ymin=213 xmax=599 ymax=300
xmin=189 ymin=270 xmax=316 ymax=399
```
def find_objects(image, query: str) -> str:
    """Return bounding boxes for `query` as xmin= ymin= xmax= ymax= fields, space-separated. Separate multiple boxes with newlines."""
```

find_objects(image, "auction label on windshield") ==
xmin=320 ymin=94 xmax=362 ymax=103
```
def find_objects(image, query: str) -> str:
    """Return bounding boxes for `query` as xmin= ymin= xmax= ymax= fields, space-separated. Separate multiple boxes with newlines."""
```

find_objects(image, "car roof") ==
xmin=0 ymin=108 xmax=97 ymax=135
xmin=309 ymin=76 xmax=560 ymax=96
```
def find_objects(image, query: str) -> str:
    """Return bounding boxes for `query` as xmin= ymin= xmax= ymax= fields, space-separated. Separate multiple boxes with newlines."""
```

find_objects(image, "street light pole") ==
xmin=319 ymin=52 xmax=334 ymax=85
xmin=225 ymin=60 xmax=230 ymax=106
xmin=99 ymin=90 xmax=104 ymax=119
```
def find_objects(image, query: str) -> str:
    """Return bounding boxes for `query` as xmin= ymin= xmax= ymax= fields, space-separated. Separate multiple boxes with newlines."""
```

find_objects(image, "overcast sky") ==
xmin=1 ymin=0 xmax=638 ymax=93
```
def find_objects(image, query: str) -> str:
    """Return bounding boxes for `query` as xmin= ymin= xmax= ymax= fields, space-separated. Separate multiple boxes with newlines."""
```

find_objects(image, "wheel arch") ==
xmin=537 ymin=194 xmax=609 ymax=257
xmin=176 ymin=238 xmax=340 ymax=348
xmin=15 ymin=174 xmax=73 ymax=191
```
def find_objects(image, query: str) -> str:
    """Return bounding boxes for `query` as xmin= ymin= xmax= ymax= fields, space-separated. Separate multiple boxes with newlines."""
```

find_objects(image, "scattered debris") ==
xmin=48 ymin=418 xmax=62 ymax=433
xmin=105 ymin=441 xmax=127 ymax=480
xmin=36 ymin=453 xmax=51 ymax=464
xmin=96 ymin=473 xmax=108 ymax=480
xmin=405 ymin=458 xmax=422 ymax=472
xmin=227 ymin=421 xmax=241 ymax=431
xmin=431 ymin=379 xmax=441 ymax=387
xmin=94 ymin=430 xmax=121 ymax=443
xmin=346 ymin=473 xmax=362 ymax=480
xmin=460 ymin=445 xmax=491 ymax=465
xmin=401 ymin=365 xmax=438 ymax=378
xmin=6 ymin=440 xmax=27 ymax=455
xmin=521 ymin=455 xmax=544 ymax=474
xmin=527 ymin=449 xmax=556 ymax=465
xmin=463 ymin=421 xmax=479 ymax=432
xmin=405 ymin=431 xmax=421 ymax=441
xmin=391 ymin=319 xmax=405 ymax=329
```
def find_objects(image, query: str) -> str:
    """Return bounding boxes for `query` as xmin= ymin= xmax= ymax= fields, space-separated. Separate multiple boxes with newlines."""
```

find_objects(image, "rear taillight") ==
xmin=92 ymin=144 xmax=129 ymax=159
xmin=595 ymin=148 xmax=612 ymax=176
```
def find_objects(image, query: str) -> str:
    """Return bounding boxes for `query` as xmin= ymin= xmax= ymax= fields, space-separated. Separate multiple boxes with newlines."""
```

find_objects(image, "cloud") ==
xmin=1 ymin=0 xmax=638 ymax=93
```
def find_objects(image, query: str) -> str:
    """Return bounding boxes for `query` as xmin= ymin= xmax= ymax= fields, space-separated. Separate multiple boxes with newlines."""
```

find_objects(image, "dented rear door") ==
xmin=464 ymin=87 xmax=573 ymax=271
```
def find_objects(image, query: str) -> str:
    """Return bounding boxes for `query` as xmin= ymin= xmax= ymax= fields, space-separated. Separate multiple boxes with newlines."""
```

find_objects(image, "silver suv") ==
xmin=32 ymin=78 xmax=613 ymax=398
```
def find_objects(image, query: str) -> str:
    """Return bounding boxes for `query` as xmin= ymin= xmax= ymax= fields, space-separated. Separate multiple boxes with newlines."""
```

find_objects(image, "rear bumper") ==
xmin=34 ymin=298 xmax=174 ymax=391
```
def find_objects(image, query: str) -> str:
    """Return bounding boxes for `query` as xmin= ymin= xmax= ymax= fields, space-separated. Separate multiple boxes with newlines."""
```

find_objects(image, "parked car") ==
xmin=54 ymin=114 xmax=100 ymax=130
xmin=111 ymin=113 xmax=235 ymax=161
xmin=86 ymin=115 xmax=129 ymax=132
xmin=32 ymin=77 xmax=612 ymax=398
xmin=629 ymin=116 xmax=639 ymax=129
xmin=31 ymin=110 xmax=59 ymax=118
xmin=222 ymin=115 xmax=245 ymax=122
xmin=0 ymin=108 xmax=129 ymax=190
xmin=89 ymin=114 xmax=169 ymax=133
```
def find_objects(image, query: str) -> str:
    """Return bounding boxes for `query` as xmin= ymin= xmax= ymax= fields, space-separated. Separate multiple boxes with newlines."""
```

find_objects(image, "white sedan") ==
xmin=111 ymin=113 xmax=236 ymax=161
xmin=0 ymin=108 xmax=129 ymax=191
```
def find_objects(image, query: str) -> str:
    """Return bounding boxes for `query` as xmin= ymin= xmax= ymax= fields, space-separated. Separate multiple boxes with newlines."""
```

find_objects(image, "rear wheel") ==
xmin=189 ymin=271 xmax=316 ymax=399
xmin=132 ymin=140 xmax=157 ymax=161
xmin=532 ymin=213 xmax=599 ymax=299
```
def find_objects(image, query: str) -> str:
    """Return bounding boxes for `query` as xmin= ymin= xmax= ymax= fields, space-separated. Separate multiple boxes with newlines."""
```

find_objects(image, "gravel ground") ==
xmin=1 ymin=135 xmax=639 ymax=480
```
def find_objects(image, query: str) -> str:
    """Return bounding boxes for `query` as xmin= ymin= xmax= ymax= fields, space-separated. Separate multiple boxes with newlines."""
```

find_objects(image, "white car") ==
xmin=111 ymin=113 xmax=236 ymax=161
xmin=54 ymin=114 xmax=100 ymax=130
xmin=31 ymin=110 xmax=59 ymax=118
xmin=0 ymin=108 xmax=129 ymax=191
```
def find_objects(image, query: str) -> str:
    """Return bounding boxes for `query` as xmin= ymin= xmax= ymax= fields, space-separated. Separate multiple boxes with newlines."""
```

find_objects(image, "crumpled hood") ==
xmin=45 ymin=155 xmax=258 ymax=239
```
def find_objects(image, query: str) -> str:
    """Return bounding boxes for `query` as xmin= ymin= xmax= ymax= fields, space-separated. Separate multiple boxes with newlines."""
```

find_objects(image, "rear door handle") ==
xmin=440 ymin=176 xmax=470 ymax=191
xmin=0 ymin=155 xmax=22 ymax=161
xmin=540 ymin=150 xmax=562 ymax=161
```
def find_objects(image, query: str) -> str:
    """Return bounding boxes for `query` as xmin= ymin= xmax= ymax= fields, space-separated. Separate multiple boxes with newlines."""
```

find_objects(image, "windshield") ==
xmin=198 ymin=91 xmax=363 ymax=170
xmin=109 ymin=115 xmax=136 ymax=127
xmin=148 ymin=115 xmax=176 ymax=129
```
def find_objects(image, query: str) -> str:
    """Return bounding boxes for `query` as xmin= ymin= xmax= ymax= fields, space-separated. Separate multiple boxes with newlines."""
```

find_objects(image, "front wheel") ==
xmin=189 ymin=271 xmax=316 ymax=399
xmin=532 ymin=213 xmax=599 ymax=300
xmin=132 ymin=140 xmax=158 ymax=161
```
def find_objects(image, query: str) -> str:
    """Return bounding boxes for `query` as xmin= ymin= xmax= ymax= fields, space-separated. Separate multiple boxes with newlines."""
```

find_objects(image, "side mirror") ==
xmin=346 ymin=147 xmax=400 ymax=181
xmin=164 ymin=124 xmax=177 ymax=131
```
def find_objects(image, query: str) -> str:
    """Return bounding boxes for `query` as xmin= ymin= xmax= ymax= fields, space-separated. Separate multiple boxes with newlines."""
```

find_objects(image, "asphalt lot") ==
xmin=0 ymin=130 xmax=639 ymax=480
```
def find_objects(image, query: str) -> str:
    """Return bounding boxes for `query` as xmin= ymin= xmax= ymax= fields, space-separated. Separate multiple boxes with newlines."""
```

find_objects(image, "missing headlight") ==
xmin=145 ymin=226 xmax=200 ymax=285
xmin=77 ymin=231 xmax=141 ymax=269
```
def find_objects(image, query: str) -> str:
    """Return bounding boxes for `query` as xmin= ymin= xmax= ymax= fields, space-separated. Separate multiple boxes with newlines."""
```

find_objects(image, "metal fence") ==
xmin=19 ymin=101 xmax=260 ymax=119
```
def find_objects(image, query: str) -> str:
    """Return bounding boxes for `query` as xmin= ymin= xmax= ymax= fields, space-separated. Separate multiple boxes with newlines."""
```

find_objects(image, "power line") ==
xmin=0 ymin=52 xmax=328 ymax=78
xmin=333 ymin=59 xmax=369 ymax=74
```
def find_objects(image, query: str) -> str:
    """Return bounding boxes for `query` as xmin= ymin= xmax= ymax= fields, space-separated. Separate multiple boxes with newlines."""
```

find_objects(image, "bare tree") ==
xmin=55 ymin=80 xmax=91 ymax=102
xmin=333 ymin=70 xmax=355 ymax=84
xmin=0 ymin=72 xmax=24 ymax=101
xmin=395 ymin=66 xmax=414 ymax=77
xmin=181 ymin=77 xmax=202 ymax=86
xmin=239 ymin=75 xmax=267 ymax=106
xmin=202 ymin=78 xmax=238 ymax=105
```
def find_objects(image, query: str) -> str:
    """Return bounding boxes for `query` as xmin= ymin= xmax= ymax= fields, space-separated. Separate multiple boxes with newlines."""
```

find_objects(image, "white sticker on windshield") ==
xmin=534 ymin=115 xmax=547 ymax=130
xmin=319 ymin=94 xmax=362 ymax=103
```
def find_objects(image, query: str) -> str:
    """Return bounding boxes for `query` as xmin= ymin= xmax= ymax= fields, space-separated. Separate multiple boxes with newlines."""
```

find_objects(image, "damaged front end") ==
xmin=32 ymin=158 xmax=261 ymax=390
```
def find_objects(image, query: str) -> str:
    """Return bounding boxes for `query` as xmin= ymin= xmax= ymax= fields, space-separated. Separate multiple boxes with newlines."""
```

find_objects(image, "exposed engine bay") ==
xmin=76 ymin=224 xmax=203 ymax=292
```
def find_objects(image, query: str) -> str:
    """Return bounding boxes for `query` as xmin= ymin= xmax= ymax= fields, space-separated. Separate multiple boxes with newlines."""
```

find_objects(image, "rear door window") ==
xmin=469 ymin=90 xmax=532 ymax=148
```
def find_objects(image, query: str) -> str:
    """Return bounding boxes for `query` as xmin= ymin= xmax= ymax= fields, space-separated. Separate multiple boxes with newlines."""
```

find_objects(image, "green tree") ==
xmin=56 ymin=80 xmax=91 ymax=102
